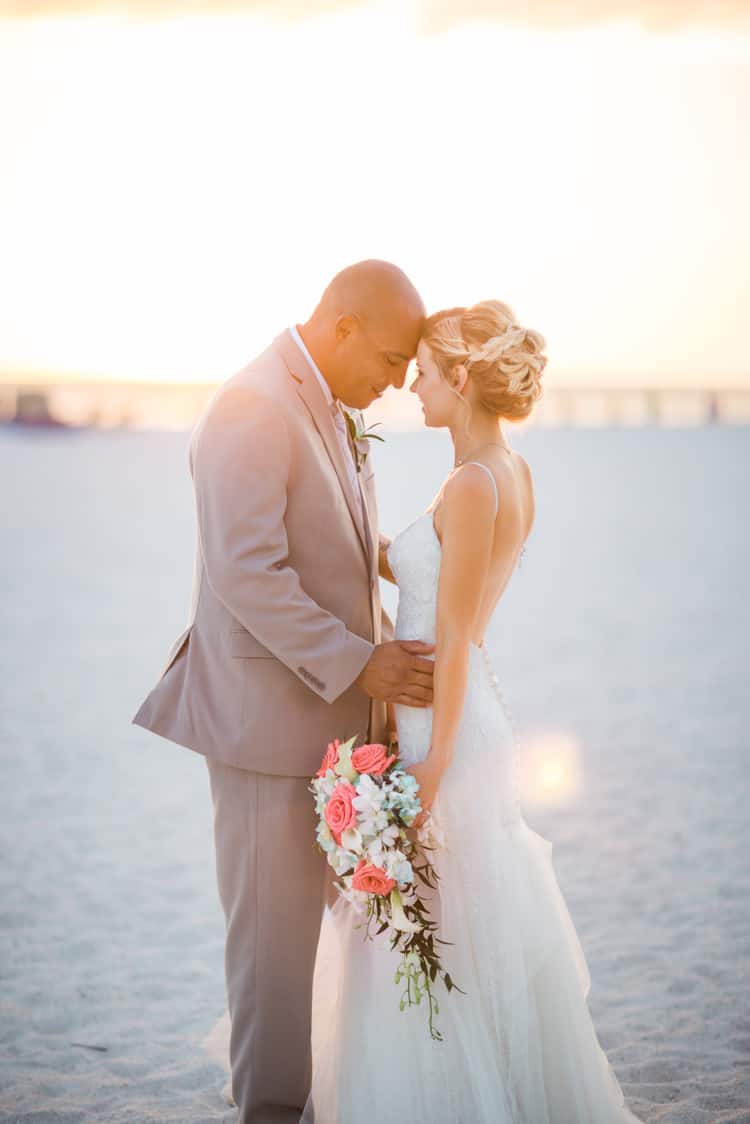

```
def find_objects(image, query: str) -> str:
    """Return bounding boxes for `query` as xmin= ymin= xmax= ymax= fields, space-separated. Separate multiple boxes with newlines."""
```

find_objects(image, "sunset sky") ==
xmin=1 ymin=1 xmax=749 ymax=391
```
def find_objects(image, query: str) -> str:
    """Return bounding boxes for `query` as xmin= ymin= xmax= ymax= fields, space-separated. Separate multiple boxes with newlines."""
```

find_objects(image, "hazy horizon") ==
xmin=1 ymin=366 xmax=748 ymax=391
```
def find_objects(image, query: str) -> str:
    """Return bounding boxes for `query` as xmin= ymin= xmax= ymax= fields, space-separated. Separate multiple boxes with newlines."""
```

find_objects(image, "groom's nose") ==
xmin=391 ymin=364 xmax=410 ymax=390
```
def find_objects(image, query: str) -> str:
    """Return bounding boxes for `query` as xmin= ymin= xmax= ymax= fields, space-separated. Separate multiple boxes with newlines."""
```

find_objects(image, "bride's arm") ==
xmin=408 ymin=467 xmax=496 ymax=813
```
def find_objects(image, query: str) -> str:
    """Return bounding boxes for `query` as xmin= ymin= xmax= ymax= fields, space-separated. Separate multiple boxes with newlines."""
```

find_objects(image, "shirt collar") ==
xmin=289 ymin=324 xmax=334 ymax=407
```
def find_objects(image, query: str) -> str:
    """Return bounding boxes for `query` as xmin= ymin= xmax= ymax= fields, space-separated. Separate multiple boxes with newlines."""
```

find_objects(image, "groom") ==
xmin=133 ymin=261 xmax=434 ymax=1123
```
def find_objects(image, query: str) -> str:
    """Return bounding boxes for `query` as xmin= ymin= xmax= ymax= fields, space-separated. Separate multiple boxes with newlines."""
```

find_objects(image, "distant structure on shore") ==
xmin=541 ymin=385 xmax=748 ymax=428
xmin=0 ymin=381 xmax=748 ymax=430
xmin=8 ymin=390 xmax=70 ymax=429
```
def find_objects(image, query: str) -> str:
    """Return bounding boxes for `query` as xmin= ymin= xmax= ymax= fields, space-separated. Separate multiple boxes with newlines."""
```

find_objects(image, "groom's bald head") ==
xmin=300 ymin=260 xmax=425 ymax=409
xmin=315 ymin=260 xmax=425 ymax=331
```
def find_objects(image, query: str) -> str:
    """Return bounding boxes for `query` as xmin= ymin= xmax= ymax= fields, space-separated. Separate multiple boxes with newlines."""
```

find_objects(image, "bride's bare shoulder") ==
xmin=439 ymin=463 xmax=499 ymax=535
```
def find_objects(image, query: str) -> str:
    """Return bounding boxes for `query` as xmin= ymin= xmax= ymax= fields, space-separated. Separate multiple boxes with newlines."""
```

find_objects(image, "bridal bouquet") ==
xmin=310 ymin=735 xmax=459 ymax=1040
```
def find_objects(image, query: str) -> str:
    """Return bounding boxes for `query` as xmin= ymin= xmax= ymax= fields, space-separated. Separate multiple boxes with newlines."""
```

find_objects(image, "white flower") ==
xmin=352 ymin=773 xmax=385 ymax=813
xmin=317 ymin=773 xmax=338 ymax=799
xmin=358 ymin=809 xmax=389 ymax=838
xmin=340 ymin=827 xmax=363 ymax=854
xmin=388 ymin=887 xmax=419 ymax=933
xmin=354 ymin=776 xmax=390 ymax=837
xmin=381 ymin=823 xmax=400 ymax=847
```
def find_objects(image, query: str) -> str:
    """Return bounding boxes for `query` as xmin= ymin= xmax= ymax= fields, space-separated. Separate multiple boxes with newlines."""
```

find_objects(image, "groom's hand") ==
xmin=355 ymin=641 xmax=435 ymax=707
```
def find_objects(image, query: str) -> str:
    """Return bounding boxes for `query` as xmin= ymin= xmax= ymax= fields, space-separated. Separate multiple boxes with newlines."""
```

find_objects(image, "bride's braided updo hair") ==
xmin=421 ymin=300 xmax=547 ymax=421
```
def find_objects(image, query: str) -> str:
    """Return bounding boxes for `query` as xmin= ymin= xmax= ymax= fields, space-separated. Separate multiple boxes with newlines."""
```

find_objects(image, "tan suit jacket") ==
xmin=133 ymin=329 xmax=389 ymax=775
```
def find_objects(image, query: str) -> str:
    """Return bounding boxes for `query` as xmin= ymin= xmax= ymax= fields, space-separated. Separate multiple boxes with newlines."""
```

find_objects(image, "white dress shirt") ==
xmin=289 ymin=324 xmax=362 ymax=509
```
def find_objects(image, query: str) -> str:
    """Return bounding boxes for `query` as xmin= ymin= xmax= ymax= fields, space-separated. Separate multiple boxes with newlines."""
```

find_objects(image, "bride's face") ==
xmin=410 ymin=341 xmax=464 ymax=429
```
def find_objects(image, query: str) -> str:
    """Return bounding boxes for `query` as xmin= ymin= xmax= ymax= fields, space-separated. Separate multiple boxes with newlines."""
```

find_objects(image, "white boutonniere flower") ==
xmin=343 ymin=411 xmax=385 ymax=473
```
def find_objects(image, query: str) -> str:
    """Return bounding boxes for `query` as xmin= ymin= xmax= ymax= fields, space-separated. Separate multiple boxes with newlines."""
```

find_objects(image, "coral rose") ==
xmin=351 ymin=743 xmax=397 ymax=776
xmin=316 ymin=739 xmax=341 ymax=778
xmin=323 ymin=781 xmax=358 ymax=844
xmin=351 ymin=859 xmax=396 ymax=897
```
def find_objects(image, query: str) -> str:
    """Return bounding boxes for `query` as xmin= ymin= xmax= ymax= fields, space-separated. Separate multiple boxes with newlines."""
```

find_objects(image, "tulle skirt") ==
xmin=302 ymin=667 xmax=642 ymax=1123
xmin=207 ymin=644 xmax=643 ymax=1123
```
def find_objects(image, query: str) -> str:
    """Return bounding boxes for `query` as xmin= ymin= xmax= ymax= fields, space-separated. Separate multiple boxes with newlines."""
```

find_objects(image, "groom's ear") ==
xmin=334 ymin=314 xmax=357 ymax=344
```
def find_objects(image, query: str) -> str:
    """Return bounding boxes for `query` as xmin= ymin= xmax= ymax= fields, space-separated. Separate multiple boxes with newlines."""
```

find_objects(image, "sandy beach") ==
xmin=1 ymin=424 xmax=748 ymax=1123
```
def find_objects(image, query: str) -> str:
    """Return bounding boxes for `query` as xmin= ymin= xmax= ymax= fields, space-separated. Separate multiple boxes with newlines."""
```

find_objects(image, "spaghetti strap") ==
xmin=461 ymin=461 xmax=500 ymax=517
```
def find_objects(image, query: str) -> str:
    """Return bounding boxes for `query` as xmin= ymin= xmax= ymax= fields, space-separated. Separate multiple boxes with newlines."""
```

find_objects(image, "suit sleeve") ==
xmin=192 ymin=385 xmax=374 ymax=704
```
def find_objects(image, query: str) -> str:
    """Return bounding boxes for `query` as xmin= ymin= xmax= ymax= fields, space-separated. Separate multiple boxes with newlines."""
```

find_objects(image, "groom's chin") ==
xmin=347 ymin=390 xmax=377 ymax=410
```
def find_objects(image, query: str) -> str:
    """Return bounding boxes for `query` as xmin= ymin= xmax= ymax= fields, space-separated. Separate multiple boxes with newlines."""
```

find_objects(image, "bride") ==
xmin=300 ymin=300 xmax=643 ymax=1123
xmin=207 ymin=299 xmax=643 ymax=1123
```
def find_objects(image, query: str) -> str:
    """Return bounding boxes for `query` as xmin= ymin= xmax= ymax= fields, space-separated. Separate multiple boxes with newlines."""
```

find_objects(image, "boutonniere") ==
xmin=343 ymin=411 xmax=385 ymax=473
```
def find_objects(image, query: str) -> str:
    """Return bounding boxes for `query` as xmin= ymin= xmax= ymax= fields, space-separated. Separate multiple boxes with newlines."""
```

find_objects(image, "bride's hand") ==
xmin=407 ymin=759 xmax=443 ymax=829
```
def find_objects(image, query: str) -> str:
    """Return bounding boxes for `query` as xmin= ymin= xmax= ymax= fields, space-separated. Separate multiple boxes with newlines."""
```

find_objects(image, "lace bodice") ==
xmin=387 ymin=460 xmax=501 ymax=651
xmin=386 ymin=506 xmax=522 ymax=826
xmin=388 ymin=512 xmax=443 ymax=650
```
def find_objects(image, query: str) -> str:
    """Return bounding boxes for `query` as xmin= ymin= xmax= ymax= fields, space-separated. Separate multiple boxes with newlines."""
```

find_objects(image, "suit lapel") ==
xmin=275 ymin=330 xmax=371 ymax=566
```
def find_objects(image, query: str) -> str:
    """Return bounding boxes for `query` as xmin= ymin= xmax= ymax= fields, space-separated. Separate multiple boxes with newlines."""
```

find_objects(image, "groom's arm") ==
xmin=192 ymin=384 xmax=373 ymax=705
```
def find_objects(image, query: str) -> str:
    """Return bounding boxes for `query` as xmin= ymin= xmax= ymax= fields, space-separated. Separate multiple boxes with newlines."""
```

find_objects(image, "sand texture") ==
xmin=1 ymin=425 xmax=748 ymax=1123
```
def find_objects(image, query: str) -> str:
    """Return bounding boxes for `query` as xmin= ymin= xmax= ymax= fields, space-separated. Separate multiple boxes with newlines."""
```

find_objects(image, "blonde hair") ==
xmin=421 ymin=300 xmax=546 ymax=422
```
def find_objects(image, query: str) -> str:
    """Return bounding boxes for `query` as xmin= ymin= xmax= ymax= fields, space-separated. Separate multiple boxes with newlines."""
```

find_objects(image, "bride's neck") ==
xmin=450 ymin=413 xmax=504 ymax=464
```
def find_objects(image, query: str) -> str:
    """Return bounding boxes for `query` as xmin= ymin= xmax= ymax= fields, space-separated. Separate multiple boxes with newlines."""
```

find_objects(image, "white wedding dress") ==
xmin=207 ymin=465 xmax=643 ymax=1123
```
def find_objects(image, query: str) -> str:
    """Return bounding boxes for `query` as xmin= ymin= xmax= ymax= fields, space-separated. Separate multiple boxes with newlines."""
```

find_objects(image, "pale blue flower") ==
xmin=316 ymin=821 xmax=336 ymax=853
xmin=385 ymin=849 xmax=414 ymax=884
xmin=332 ymin=849 xmax=359 ymax=876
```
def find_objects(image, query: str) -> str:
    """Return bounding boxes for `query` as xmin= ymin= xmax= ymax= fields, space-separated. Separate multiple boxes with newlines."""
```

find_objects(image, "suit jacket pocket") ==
xmin=229 ymin=628 xmax=275 ymax=659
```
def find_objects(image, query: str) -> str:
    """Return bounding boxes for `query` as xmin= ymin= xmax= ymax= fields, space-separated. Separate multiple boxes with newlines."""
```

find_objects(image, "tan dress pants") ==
xmin=206 ymin=759 xmax=328 ymax=1124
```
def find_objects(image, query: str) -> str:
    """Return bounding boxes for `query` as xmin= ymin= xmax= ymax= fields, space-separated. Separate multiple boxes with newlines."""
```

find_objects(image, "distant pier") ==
xmin=535 ymin=386 xmax=750 ymax=427
xmin=0 ymin=381 xmax=748 ymax=430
